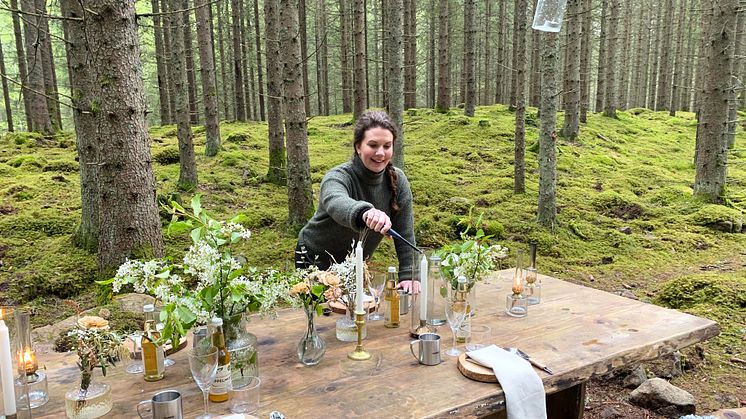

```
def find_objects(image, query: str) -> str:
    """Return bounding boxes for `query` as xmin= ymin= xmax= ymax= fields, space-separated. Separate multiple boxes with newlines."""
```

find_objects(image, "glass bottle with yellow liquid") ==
xmin=141 ymin=304 xmax=164 ymax=381
xmin=384 ymin=266 xmax=400 ymax=328
xmin=208 ymin=317 xmax=231 ymax=403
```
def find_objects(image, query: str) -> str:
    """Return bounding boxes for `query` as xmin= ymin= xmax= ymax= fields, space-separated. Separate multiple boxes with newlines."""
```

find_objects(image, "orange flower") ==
xmin=318 ymin=271 xmax=341 ymax=287
xmin=77 ymin=315 xmax=110 ymax=331
xmin=290 ymin=282 xmax=310 ymax=296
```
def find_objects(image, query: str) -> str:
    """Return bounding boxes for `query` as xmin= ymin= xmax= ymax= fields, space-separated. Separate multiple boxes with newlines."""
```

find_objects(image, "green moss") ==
xmin=0 ymin=212 xmax=78 ymax=237
xmin=689 ymin=205 xmax=744 ymax=231
xmin=154 ymin=147 xmax=181 ymax=165
xmin=8 ymin=155 xmax=46 ymax=169
xmin=591 ymin=190 xmax=645 ymax=220
xmin=43 ymin=160 xmax=79 ymax=173
xmin=220 ymin=151 xmax=248 ymax=167
xmin=226 ymin=131 xmax=251 ymax=143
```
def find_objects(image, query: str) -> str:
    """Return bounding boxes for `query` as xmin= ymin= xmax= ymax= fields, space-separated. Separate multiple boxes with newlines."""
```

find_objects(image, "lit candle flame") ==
xmin=18 ymin=348 xmax=37 ymax=375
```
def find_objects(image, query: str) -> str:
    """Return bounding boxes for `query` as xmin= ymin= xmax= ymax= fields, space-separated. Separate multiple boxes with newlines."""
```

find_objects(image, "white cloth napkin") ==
xmin=467 ymin=344 xmax=547 ymax=419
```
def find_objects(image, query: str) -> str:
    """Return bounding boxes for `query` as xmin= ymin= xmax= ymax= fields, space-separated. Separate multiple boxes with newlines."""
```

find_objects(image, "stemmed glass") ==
xmin=157 ymin=322 xmax=176 ymax=367
xmin=444 ymin=298 xmax=467 ymax=356
xmin=125 ymin=331 xmax=144 ymax=374
xmin=368 ymin=273 xmax=386 ymax=321
xmin=187 ymin=346 xmax=219 ymax=419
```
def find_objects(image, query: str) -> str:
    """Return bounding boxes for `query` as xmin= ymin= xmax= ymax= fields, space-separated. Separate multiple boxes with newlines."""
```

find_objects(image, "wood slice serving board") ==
xmin=328 ymin=300 xmax=376 ymax=314
xmin=457 ymin=353 xmax=497 ymax=383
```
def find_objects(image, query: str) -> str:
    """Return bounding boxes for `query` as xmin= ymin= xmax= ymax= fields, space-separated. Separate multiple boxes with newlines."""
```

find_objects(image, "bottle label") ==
xmin=211 ymin=364 xmax=232 ymax=395
xmin=385 ymin=295 xmax=400 ymax=327
xmin=142 ymin=339 xmax=164 ymax=379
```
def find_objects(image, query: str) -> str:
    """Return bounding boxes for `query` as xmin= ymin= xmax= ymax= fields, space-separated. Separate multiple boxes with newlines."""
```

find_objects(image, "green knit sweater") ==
xmin=297 ymin=155 xmax=417 ymax=280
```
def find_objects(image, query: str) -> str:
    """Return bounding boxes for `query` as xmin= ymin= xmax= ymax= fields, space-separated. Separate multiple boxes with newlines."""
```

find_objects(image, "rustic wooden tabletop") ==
xmin=25 ymin=269 xmax=718 ymax=418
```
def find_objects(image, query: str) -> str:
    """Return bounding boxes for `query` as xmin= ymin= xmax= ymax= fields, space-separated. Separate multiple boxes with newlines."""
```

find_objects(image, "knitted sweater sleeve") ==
xmin=318 ymin=170 xmax=374 ymax=231
xmin=392 ymin=170 xmax=416 ymax=281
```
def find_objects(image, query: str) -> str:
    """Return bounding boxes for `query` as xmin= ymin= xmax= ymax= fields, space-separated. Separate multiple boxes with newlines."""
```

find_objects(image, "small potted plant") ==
xmin=64 ymin=315 xmax=124 ymax=419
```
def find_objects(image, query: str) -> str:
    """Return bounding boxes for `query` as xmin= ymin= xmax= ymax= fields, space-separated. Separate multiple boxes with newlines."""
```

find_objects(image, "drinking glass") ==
xmin=465 ymin=324 xmax=491 ymax=351
xmin=187 ymin=347 xmax=219 ymax=419
xmin=157 ymin=323 xmax=176 ymax=367
xmin=125 ymin=331 xmax=144 ymax=374
xmin=368 ymin=273 xmax=386 ymax=321
xmin=444 ymin=298 xmax=467 ymax=356
xmin=230 ymin=376 xmax=261 ymax=414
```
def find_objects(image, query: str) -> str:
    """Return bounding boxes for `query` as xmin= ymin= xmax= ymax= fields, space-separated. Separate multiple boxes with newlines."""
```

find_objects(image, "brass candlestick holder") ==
xmin=347 ymin=311 xmax=371 ymax=360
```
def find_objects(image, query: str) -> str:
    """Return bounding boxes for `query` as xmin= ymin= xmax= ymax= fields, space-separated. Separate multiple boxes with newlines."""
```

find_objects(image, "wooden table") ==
xmin=29 ymin=269 xmax=718 ymax=418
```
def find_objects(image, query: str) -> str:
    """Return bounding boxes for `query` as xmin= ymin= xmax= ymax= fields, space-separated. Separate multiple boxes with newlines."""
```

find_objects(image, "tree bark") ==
xmin=195 ymin=0 xmax=221 ymax=156
xmin=579 ymin=0 xmax=591 ymax=122
xmin=603 ymin=0 xmax=619 ymax=118
xmin=648 ymin=0 xmax=662 ymax=108
xmin=299 ymin=0 xmax=311 ymax=115
xmin=217 ymin=0 xmax=230 ymax=120
xmin=20 ymin=0 xmax=53 ymax=134
xmin=693 ymin=0 xmax=736 ymax=202
xmin=80 ymin=0 xmax=164 ymax=273
xmin=254 ymin=0 xmax=266 ymax=120
xmin=353 ymin=0 xmax=368 ymax=119
xmin=428 ymin=0 xmax=436 ymax=108
xmin=386 ymin=0 xmax=405 ymax=168
xmin=162 ymin=0 xmax=178 ymax=123
xmin=436 ymin=0 xmax=450 ymax=112
xmin=280 ymin=0 xmax=314 ymax=226
xmin=561 ymin=0 xmax=581 ymax=139
xmin=656 ymin=0 xmax=675 ymax=111
xmin=537 ymin=32 xmax=558 ymax=229
xmin=265 ymin=0 xmax=287 ymax=185
xmin=9 ymin=0 xmax=32 ymax=130
xmin=0 ymin=41 xmax=14 ymax=132
xmin=35 ymin=0 xmax=62 ymax=131
xmin=151 ymin=0 xmax=171 ymax=125
xmin=528 ymin=0 xmax=541 ymax=107
xmin=463 ymin=0 xmax=476 ymax=116
xmin=340 ymin=0 xmax=353 ymax=113
xmin=669 ymin=0 xmax=689 ymax=115
xmin=182 ymin=0 xmax=200 ymax=124
xmin=166 ymin=0 xmax=198 ymax=190
xmin=240 ymin=0 xmax=255 ymax=120
xmin=513 ymin=0 xmax=527 ymax=194
xmin=315 ymin=0 xmax=330 ymax=115
xmin=595 ymin=0 xmax=608 ymax=112
xmin=231 ymin=0 xmax=247 ymax=121
xmin=726 ymin=8 xmax=743 ymax=149
xmin=481 ymin=0 xmax=492 ymax=105
xmin=403 ymin=0 xmax=417 ymax=109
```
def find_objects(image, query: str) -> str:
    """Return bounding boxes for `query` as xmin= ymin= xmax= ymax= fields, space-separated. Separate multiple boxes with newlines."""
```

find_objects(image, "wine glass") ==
xmin=444 ymin=298 xmax=467 ymax=356
xmin=188 ymin=346 xmax=219 ymax=419
xmin=157 ymin=322 xmax=176 ymax=367
xmin=125 ymin=331 xmax=144 ymax=374
xmin=368 ymin=273 xmax=386 ymax=321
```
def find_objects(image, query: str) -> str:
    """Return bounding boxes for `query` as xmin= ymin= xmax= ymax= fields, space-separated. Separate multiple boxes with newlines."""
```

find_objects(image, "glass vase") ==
xmin=455 ymin=279 xmax=476 ymax=343
xmin=223 ymin=313 xmax=259 ymax=378
xmin=64 ymin=372 xmax=112 ymax=419
xmin=297 ymin=305 xmax=326 ymax=366
xmin=336 ymin=308 xmax=367 ymax=342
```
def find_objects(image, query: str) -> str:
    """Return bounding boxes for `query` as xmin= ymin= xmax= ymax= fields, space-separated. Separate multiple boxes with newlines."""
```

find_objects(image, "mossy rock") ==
xmin=482 ymin=220 xmax=505 ymax=239
xmin=154 ymin=147 xmax=181 ymax=165
xmin=449 ymin=116 xmax=470 ymax=126
xmin=226 ymin=132 xmax=251 ymax=143
xmin=0 ymin=213 xmax=77 ymax=237
xmin=438 ymin=196 xmax=472 ymax=215
xmin=2 ymin=131 xmax=44 ymax=146
xmin=655 ymin=273 xmax=746 ymax=311
xmin=688 ymin=205 xmax=744 ymax=233
xmin=414 ymin=214 xmax=459 ymax=246
xmin=592 ymin=190 xmax=645 ymax=220
xmin=221 ymin=151 xmax=248 ymax=167
xmin=8 ymin=155 xmax=46 ymax=170
xmin=43 ymin=160 xmax=79 ymax=173
xmin=58 ymin=138 xmax=74 ymax=148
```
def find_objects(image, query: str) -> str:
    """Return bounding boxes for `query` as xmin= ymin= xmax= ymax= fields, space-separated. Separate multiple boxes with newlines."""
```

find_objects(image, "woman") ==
xmin=295 ymin=110 xmax=420 ymax=292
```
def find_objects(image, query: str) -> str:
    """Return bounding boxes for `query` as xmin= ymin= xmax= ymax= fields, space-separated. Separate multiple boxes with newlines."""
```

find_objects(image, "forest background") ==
xmin=0 ymin=0 xmax=744 ymax=415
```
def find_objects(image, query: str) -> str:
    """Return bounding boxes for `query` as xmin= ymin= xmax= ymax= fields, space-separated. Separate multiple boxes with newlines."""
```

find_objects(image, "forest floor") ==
xmin=1 ymin=105 xmax=745 ymax=416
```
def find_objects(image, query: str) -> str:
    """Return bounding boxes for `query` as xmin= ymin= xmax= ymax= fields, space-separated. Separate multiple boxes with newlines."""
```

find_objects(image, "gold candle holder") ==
xmin=347 ymin=312 xmax=371 ymax=361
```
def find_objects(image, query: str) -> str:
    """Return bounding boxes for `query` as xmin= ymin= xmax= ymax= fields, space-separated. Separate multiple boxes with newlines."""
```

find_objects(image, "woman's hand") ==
xmin=397 ymin=280 xmax=422 ymax=294
xmin=362 ymin=208 xmax=392 ymax=235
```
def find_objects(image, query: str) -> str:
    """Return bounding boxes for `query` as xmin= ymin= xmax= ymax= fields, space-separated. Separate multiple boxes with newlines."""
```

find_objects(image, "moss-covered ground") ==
xmin=1 ymin=105 xmax=744 ymax=410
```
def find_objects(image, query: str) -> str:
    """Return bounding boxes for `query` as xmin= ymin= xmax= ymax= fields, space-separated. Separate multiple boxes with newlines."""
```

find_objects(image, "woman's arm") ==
xmin=319 ymin=173 xmax=373 ymax=231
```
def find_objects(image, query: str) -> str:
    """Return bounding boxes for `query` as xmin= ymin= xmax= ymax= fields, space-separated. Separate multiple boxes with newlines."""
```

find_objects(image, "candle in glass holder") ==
xmin=19 ymin=348 xmax=38 ymax=376
xmin=506 ymin=250 xmax=528 ymax=317
xmin=0 ymin=308 xmax=16 ymax=416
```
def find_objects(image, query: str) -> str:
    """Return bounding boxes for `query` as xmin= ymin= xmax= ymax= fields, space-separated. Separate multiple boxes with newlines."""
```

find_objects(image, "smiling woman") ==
xmin=295 ymin=110 xmax=421 ymax=293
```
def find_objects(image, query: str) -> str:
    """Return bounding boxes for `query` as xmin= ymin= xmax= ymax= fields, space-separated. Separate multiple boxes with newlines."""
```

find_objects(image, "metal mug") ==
xmin=137 ymin=390 xmax=183 ymax=419
xmin=410 ymin=333 xmax=442 ymax=365
xmin=399 ymin=291 xmax=410 ymax=315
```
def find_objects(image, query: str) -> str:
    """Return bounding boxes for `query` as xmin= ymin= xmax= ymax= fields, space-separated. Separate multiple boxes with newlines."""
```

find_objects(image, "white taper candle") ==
xmin=0 ymin=318 xmax=16 ymax=416
xmin=355 ymin=241 xmax=364 ymax=314
xmin=419 ymin=255 xmax=428 ymax=321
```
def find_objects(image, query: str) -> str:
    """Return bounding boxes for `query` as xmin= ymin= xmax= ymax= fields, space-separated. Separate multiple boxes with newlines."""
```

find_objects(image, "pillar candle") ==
xmin=0 ymin=318 xmax=16 ymax=416
xmin=355 ymin=241 xmax=364 ymax=314
xmin=419 ymin=255 xmax=428 ymax=321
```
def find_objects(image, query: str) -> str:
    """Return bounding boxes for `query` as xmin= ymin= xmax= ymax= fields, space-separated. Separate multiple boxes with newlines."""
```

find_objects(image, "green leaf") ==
xmin=167 ymin=221 xmax=193 ymax=235
xmin=170 ymin=200 xmax=186 ymax=214
xmin=316 ymin=304 xmax=323 ymax=316
xmin=96 ymin=278 xmax=114 ymax=285
xmin=155 ymin=270 xmax=170 ymax=279
xmin=177 ymin=305 xmax=197 ymax=324
xmin=215 ymin=238 xmax=227 ymax=246
xmin=230 ymin=214 xmax=247 ymax=224
xmin=228 ymin=268 xmax=244 ymax=280
xmin=311 ymin=284 xmax=325 ymax=299
xmin=230 ymin=232 xmax=242 ymax=243
xmin=191 ymin=194 xmax=202 ymax=218
xmin=190 ymin=227 xmax=203 ymax=244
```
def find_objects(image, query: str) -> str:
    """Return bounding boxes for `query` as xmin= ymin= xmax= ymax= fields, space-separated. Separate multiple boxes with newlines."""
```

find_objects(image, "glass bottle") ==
xmin=384 ymin=266 xmax=400 ymax=328
xmin=455 ymin=275 xmax=471 ymax=343
xmin=141 ymin=304 xmax=164 ymax=382
xmin=427 ymin=255 xmax=447 ymax=326
xmin=209 ymin=317 xmax=231 ymax=403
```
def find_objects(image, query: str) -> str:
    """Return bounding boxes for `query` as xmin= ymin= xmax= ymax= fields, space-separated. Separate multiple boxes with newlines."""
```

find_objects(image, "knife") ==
xmin=511 ymin=348 xmax=554 ymax=375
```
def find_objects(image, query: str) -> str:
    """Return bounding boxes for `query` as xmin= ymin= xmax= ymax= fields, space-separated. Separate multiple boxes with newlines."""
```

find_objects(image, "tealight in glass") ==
xmin=505 ymin=250 xmax=528 ymax=317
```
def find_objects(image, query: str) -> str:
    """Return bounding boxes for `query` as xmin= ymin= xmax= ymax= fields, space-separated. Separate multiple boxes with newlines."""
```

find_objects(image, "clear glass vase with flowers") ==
xmin=101 ymin=195 xmax=293 ymax=375
xmin=325 ymin=244 xmax=370 ymax=341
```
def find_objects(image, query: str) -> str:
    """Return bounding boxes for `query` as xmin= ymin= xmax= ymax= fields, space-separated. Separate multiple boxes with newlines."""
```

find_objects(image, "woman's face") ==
xmin=356 ymin=127 xmax=394 ymax=173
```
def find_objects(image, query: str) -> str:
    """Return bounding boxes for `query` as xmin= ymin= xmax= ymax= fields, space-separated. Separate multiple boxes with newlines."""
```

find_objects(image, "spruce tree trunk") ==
xmin=61 ymin=0 xmax=99 ymax=251
xmin=20 ymin=0 xmax=53 ymax=134
xmin=316 ymin=0 xmax=330 ymax=115
xmin=648 ymin=0 xmax=662 ymax=108
xmin=280 ymin=0 xmax=314 ymax=225
xmin=428 ymin=0 xmax=436 ymax=108
xmin=353 ymin=0 xmax=368 ymax=120
xmin=513 ymin=0 xmax=527 ymax=194
xmin=404 ymin=0 xmax=417 ymax=109
xmin=0 ymin=41 xmax=14 ymax=132
xmin=340 ymin=0 xmax=353 ymax=113
xmin=537 ymin=32 xmax=558 ymax=229
xmin=299 ymin=0 xmax=311 ymax=115
xmin=253 ymin=0 xmax=266 ymax=120
xmin=265 ymin=0 xmax=287 ymax=185
xmin=151 ymin=0 xmax=171 ymax=125
xmin=669 ymin=0 xmax=689 ymax=115
xmin=529 ymin=0 xmax=541 ymax=107
xmin=561 ymin=0 xmax=581 ymax=139
xmin=231 ymin=0 xmax=247 ymax=121
xmin=595 ymin=0 xmax=608 ymax=112
xmin=579 ymin=0 xmax=591 ymax=122
xmin=693 ymin=0 xmax=735 ymax=202
xmin=217 ymin=0 xmax=230 ymax=120
xmin=435 ymin=0 xmax=450 ymax=112
xmin=386 ymin=0 xmax=405 ymax=168
xmin=81 ymin=0 xmax=164 ymax=273
xmin=9 ymin=0 xmax=32 ymax=130
xmin=166 ymin=0 xmax=198 ymax=190
xmin=35 ymin=0 xmax=62 ymax=131
xmin=162 ymin=0 xmax=178 ymax=123
xmin=630 ymin=0 xmax=647 ymax=108
xmin=239 ymin=0 xmax=255 ymax=120
xmin=481 ymin=0 xmax=492 ymax=105
xmin=680 ymin=0 xmax=697 ymax=111
xmin=463 ymin=0 xmax=476 ymax=116
xmin=371 ymin=0 xmax=381 ymax=106
xmin=603 ymin=0 xmax=619 ymax=118
xmin=195 ymin=0 xmax=221 ymax=156
xmin=496 ymin=0 xmax=507 ymax=104
xmin=656 ymin=0 xmax=675 ymax=111
xmin=181 ymin=0 xmax=200 ymax=125
xmin=618 ymin=0 xmax=632 ymax=109
xmin=726 ymin=10 xmax=743 ymax=149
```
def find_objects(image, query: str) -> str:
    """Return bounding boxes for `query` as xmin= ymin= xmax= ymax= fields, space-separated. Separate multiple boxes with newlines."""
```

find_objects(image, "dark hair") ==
xmin=352 ymin=110 xmax=400 ymax=215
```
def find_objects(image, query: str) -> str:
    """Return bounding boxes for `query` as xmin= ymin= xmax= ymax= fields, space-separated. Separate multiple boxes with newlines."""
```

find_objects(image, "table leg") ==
xmin=546 ymin=381 xmax=586 ymax=419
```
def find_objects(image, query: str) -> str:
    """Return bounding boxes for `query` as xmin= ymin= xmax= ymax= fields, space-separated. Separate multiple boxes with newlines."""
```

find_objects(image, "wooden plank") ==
xmin=25 ymin=269 xmax=718 ymax=418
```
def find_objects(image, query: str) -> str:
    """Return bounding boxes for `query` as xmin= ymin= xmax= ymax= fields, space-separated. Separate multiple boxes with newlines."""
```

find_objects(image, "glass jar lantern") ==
xmin=532 ymin=0 xmax=569 ymax=32
xmin=14 ymin=310 xmax=49 ymax=411
xmin=426 ymin=255 xmax=447 ymax=327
